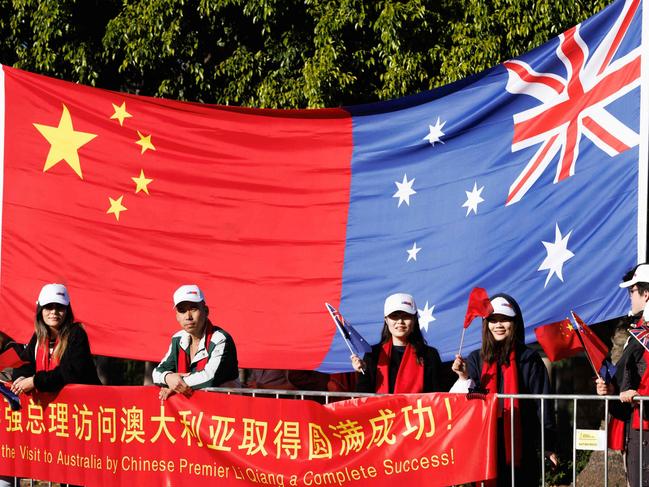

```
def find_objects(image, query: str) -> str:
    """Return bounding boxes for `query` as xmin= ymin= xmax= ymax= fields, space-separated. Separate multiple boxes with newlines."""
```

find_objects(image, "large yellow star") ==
xmin=106 ymin=195 xmax=127 ymax=221
xmin=132 ymin=169 xmax=153 ymax=195
xmin=135 ymin=131 xmax=155 ymax=154
xmin=110 ymin=102 xmax=132 ymax=126
xmin=33 ymin=104 xmax=97 ymax=179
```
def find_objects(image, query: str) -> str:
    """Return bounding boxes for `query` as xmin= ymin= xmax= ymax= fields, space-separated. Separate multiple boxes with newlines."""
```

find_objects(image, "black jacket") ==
xmin=466 ymin=342 xmax=556 ymax=451
xmin=356 ymin=343 xmax=442 ymax=393
xmin=12 ymin=324 xmax=101 ymax=392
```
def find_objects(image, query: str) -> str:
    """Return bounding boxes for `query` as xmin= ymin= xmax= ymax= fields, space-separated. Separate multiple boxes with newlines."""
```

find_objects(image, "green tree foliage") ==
xmin=0 ymin=0 xmax=609 ymax=108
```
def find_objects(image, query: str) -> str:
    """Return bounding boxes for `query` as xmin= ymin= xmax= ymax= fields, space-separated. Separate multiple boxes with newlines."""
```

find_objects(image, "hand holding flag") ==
xmin=325 ymin=303 xmax=372 ymax=373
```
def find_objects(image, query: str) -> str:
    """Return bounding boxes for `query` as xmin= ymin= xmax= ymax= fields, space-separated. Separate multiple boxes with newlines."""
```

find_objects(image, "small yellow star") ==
xmin=33 ymin=104 xmax=97 ymax=179
xmin=107 ymin=195 xmax=127 ymax=221
xmin=110 ymin=102 xmax=132 ymax=126
xmin=132 ymin=169 xmax=153 ymax=195
xmin=135 ymin=131 xmax=155 ymax=154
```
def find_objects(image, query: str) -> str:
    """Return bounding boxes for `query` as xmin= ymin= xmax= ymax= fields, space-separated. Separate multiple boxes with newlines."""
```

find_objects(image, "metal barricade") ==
xmin=9 ymin=390 xmax=649 ymax=486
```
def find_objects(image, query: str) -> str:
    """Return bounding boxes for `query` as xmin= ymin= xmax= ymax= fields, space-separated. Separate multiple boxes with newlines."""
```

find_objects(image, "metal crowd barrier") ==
xmin=8 ymin=390 xmax=649 ymax=487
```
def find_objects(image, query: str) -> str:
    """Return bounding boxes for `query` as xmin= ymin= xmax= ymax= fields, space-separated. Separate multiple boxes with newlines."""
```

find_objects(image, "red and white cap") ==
xmin=37 ymin=284 xmax=70 ymax=306
xmin=620 ymin=264 xmax=649 ymax=288
xmin=384 ymin=293 xmax=417 ymax=316
xmin=490 ymin=296 xmax=516 ymax=317
xmin=173 ymin=285 xmax=205 ymax=307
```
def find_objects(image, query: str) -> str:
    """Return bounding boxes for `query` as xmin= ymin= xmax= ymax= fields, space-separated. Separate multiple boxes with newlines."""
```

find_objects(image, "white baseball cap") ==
xmin=173 ymin=285 xmax=205 ymax=307
xmin=384 ymin=293 xmax=417 ymax=316
xmin=38 ymin=284 xmax=70 ymax=306
xmin=620 ymin=264 xmax=649 ymax=288
xmin=490 ymin=296 xmax=516 ymax=317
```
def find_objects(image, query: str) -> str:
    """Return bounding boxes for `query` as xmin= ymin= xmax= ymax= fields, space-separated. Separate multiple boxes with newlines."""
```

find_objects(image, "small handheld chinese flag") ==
xmin=459 ymin=288 xmax=493 ymax=356
xmin=463 ymin=287 xmax=493 ymax=328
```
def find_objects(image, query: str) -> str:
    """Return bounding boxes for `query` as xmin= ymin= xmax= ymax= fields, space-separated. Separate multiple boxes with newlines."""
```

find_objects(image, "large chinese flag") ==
xmin=0 ymin=66 xmax=351 ymax=369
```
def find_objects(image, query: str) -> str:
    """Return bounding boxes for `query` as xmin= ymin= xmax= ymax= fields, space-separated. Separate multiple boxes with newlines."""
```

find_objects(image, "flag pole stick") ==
xmin=458 ymin=328 xmax=466 ymax=357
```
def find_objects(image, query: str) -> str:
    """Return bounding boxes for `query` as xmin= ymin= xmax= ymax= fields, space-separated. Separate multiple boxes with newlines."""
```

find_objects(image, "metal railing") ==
xmin=6 ymin=390 xmax=649 ymax=487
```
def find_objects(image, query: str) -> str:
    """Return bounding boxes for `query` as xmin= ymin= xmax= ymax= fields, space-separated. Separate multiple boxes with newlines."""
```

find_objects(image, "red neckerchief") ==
xmin=632 ymin=348 xmax=649 ymax=430
xmin=376 ymin=341 xmax=423 ymax=394
xmin=35 ymin=337 xmax=60 ymax=372
xmin=481 ymin=348 xmax=522 ymax=467
xmin=177 ymin=322 xmax=213 ymax=374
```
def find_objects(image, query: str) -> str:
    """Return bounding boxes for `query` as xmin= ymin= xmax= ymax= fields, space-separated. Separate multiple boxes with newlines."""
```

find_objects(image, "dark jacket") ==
xmin=356 ymin=343 xmax=442 ymax=393
xmin=12 ymin=324 xmax=101 ymax=392
xmin=466 ymin=342 xmax=556 ymax=452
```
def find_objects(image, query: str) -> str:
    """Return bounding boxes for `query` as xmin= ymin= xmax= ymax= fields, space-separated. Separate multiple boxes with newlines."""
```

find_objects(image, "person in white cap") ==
xmin=10 ymin=284 xmax=100 ymax=395
xmin=602 ymin=263 xmax=649 ymax=487
xmin=451 ymin=293 xmax=557 ymax=486
xmin=152 ymin=285 xmax=239 ymax=399
xmin=351 ymin=292 xmax=442 ymax=393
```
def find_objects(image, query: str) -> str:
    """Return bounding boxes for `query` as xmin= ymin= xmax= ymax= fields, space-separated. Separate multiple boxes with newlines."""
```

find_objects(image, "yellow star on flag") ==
xmin=132 ymin=169 xmax=153 ymax=195
xmin=33 ymin=104 xmax=97 ymax=179
xmin=107 ymin=195 xmax=127 ymax=221
xmin=110 ymin=102 xmax=132 ymax=126
xmin=136 ymin=131 xmax=155 ymax=154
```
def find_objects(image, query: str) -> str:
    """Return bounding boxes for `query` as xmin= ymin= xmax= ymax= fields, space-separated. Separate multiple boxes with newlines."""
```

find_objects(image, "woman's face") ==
xmin=487 ymin=314 xmax=514 ymax=342
xmin=41 ymin=303 xmax=67 ymax=331
xmin=385 ymin=310 xmax=415 ymax=344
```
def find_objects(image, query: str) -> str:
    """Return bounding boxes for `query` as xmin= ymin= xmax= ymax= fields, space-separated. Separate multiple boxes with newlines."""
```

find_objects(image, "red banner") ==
xmin=0 ymin=386 xmax=497 ymax=486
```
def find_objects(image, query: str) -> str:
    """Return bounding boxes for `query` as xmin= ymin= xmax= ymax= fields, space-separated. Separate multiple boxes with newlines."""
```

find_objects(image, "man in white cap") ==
xmin=152 ymin=285 xmax=239 ymax=399
xmin=599 ymin=263 xmax=649 ymax=486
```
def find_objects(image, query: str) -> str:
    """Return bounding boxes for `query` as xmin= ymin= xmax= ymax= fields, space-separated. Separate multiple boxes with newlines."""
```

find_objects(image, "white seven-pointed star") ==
xmin=393 ymin=174 xmax=416 ymax=207
xmin=418 ymin=301 xmax=436 ymax=333
xmin=538 ymin=223 xmax=575 ymax=287
xmin=423 ymin=117 xmax=446 ymax=145
xmin=407 ymin=242 xmax=421 ymax=262
xmin=462 ymin=182 xmax=485 ymax=216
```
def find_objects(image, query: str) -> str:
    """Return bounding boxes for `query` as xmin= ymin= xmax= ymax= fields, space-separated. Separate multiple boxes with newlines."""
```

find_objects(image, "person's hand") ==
xmin=595 ymin=377 xmax=614 ymax=396
xmin=11 ymin=376 xmax=35 ymax=395
xmin=452 ymin=355 xmax=468 ymax=380
xmin=159 ymin=388 xmax=176 ymax=401
xmin=350 ymin=354 xmax=366 ymax=373
xmin=620 ymin=389 xmax=638 ymax=403
xmin=164 ymin=373 xmax=192 ymax=396
xmin=545 ymin=451 xmax=559 ymax=469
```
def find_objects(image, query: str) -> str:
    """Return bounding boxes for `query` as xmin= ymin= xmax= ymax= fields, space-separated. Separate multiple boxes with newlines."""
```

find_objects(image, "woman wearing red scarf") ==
xmin=352 ymin=293 xmax=442 ymax=393
xmin=10 ymin=284 xmax=100 ymax=396
xmin=452 ymin=293 xmax=557 ymax=486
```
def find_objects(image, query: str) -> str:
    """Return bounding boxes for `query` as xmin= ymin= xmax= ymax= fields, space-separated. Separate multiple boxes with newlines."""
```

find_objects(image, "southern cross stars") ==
xmin=33 ymin=104 xmax=97 ymax=179
xmin=393 ymin=174 xmax=416 ymax=207
xmin=538 ymin=223 xmax=575 ymax=287
xmin=462 ymin=182 xmax=485 ymax=216
xmin=407 ymin=242 xmax=421 ymax=262
xmin=423 ymin=117 xmax=446 ymax=145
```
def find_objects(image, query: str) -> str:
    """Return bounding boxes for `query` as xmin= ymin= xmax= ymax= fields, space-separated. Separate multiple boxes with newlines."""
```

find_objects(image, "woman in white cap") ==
xmin=451 ymin=293 xmax=556 ymax=486
xmin=10 ymin=284 xmax=100 ymax=395
xmin=351 ymin=292 xmax=442 ymax=393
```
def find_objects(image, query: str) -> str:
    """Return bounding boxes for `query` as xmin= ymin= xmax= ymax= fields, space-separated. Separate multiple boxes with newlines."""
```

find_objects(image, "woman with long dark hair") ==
xmin=452 ymin=293 xmax=557 ymax=486
xmin=352 ymin=293 xmax=442 ymax=393
xmin=10 ymin=284 xmax=100 ymax=395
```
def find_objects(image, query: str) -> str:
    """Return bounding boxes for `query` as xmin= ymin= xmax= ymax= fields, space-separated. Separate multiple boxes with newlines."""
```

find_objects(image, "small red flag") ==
xmin=463 ymin=287 xmax=493 ymax=328
xmin=0 ymin=347 xmax=26 ymax=370
xmin=571 ymin=311 xmax=608 ymax=371
xmin=534 ymin=319 xmax=582 ymax=362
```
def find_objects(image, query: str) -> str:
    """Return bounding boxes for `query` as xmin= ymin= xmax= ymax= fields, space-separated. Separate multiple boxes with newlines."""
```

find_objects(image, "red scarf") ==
xmin=481 ymin=348 xmax=522 ymax=467
xmin=177 ymin=323 xmax=213 ymax=374
xmin=376 ymin=341 xmax=423 ymax=394
xmin=35 ymin=337 xmax=60 ymax=372
xmin=632 ymin=349 xmax=649 ymax=430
